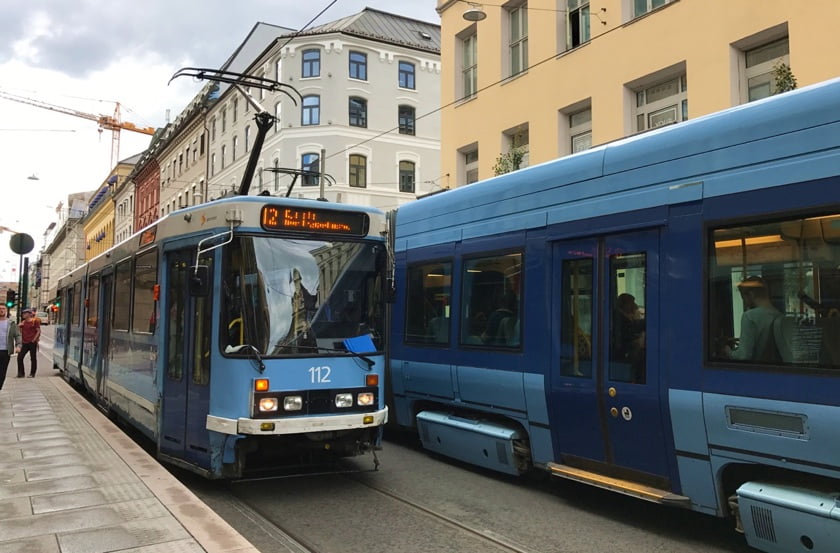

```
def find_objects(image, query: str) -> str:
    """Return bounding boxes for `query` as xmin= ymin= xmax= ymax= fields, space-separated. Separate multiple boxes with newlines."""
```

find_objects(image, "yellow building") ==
xmin=436 ymin=0 xmax=840 ymax=186
xmin=83 ymin=156 xmax=140 ymax=260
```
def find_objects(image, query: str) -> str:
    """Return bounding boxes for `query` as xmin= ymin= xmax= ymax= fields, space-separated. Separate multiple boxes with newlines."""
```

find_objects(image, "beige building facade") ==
xmin=437 ymin=0 xmax=840 ymax=187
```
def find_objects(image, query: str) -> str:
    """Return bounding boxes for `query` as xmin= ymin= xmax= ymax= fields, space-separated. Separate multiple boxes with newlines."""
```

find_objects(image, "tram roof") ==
xmin=396 ymin=77 xmax=840 ymax=250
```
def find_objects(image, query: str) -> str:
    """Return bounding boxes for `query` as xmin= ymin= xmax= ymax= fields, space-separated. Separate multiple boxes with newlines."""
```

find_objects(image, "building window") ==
xmin=568 ymin=0 xmax=590 ymax=49
xmin=570 ymin=108 xmax=592 ymax=153
xmin=211 ymin=118 xmax=216 ymax=142
xmin=232 ymin=97 xmax=238 ymax=122
xmin=398 ymin=61 xmax=415 ymax=89
xmin=302 ymin=95 xmax=320 ymax=126
xmin=245 ymin=125 xmax=251 ymax=153
xmin=398 ymin=105 xmax=416 ymax=135
xmin=301 ymin=153 xmax=320 ymax=186
xmin=349 ymin=97 xmax=367 ymax=127
xmin=211 ymin=153 xmax=216 ymax=176
xmin=633 ymin=0 xmax=670 ymax=17
xmin=509 ymin=4 xmax=528 ymax=76
xmin=633 ymin=74 xmax=687 ymax=133
xmin=302 ymin=49 xmax=320 ymax=78
xmin=399 ymin=161 xmax=415 ymax=193
xmin=745 ymin=37 xmax=790 ymax=102
xmin=462 ymin=33 xmax=478 ymax=99
xmin=349 ymin=51 xmax=367 ymax=80
xmin=274 ymin=101 xmax=281 ymax=132
xmin=464 ymin=148 xmax=479 ymax=184
xmin=221 ymin=107 xmax=227 ymax=132
xmin=503 ymin=125 xmax=530 ymax=169
xmin=349 ymin=154 xmax=367 ymax=188
xmin=275 ymin=56 xmax=282 ymax=81
xmin=221 ymin=145 xmax=227 ymax=169
xmin=232 ymin=136 xmax=238 ymax=161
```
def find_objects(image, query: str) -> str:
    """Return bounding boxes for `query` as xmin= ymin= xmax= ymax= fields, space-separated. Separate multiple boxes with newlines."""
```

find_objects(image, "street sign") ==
xmin=9 ymin=233 xmax=34 ymax=255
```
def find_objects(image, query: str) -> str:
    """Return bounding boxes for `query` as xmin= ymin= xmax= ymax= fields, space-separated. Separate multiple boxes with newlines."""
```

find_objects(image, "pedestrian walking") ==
xmin=17 ymin=308 xmax=40 ymax=378
xmin=0 ymin=304 xmax=21 ymax=390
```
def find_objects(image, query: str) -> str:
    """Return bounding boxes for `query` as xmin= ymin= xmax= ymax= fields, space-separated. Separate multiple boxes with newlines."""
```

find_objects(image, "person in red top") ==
xmin=17 ymin=308 xmax=41 ymax=378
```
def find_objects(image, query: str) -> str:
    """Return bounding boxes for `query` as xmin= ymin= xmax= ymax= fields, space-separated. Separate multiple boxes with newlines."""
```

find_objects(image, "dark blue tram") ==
xmin=389 ymin=78 xmax=840 ymax=552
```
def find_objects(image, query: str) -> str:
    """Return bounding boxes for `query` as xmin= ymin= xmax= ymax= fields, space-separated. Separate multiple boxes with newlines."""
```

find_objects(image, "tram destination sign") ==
xmin=260 ymin=205 xmax=369 ymax=237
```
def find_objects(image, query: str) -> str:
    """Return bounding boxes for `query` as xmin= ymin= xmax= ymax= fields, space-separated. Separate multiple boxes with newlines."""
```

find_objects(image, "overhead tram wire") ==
xmin=321 ymin=7 xmax=628 ymax=165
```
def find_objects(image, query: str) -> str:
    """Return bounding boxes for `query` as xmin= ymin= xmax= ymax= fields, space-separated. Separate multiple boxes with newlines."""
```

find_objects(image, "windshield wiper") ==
xmin=224 ymin=344 xmax=266 ymax=373
xmin=280 ymin=344 xmax=375 ymax=369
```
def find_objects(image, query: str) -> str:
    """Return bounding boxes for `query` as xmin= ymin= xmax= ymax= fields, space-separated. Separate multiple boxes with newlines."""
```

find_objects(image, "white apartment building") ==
xmin=206 ymin=8 xmax=441 ymax=211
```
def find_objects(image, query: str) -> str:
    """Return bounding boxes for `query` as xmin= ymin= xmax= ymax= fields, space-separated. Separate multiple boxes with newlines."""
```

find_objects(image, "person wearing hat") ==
xmin=0 ymin=304 xmax=21 ymax=390
xmin=723 ymin=276 xmax=785 ymax=362
xmin=17 ymin=308 xmax=41 ymax=378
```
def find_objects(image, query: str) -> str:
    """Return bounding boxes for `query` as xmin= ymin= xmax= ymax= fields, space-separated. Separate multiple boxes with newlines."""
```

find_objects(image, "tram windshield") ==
xmin=222 ymin=235 xmax=386 ymax=357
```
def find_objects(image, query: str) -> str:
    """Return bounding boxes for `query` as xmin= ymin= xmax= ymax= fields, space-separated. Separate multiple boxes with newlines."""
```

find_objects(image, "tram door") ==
xmin=549 ymin=230 xmax=670 ymax=484
xmin=160 ymin=249 xmax=213 ymax=469
xmin=97 ymin=272 xmax=113 ymax=399
xmin=60 ymin=285 xmax=73 ymax=369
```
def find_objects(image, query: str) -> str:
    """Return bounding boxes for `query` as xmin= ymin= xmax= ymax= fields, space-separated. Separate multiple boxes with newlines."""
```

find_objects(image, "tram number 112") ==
xmin=309 ymin=366 xmax=331 ymax=383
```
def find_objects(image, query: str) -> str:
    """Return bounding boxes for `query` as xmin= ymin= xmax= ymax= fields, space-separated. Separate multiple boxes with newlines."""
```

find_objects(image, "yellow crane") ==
xmin=0 ymin=90 xmax=156 ymax=168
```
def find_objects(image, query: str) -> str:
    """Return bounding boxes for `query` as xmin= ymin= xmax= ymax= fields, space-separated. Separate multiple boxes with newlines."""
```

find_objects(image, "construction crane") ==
xmin=0 ymin=90 xmax=156 ymax=168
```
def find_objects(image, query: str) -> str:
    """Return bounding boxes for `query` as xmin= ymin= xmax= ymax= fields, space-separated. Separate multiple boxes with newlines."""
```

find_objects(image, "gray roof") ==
xmin=289 ymin=7 xmax=440 ymax=53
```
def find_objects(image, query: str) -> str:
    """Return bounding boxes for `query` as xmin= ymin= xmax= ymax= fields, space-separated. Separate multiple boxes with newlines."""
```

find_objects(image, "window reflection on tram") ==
xmin=222 ymin=236 xmax=385 ymax=356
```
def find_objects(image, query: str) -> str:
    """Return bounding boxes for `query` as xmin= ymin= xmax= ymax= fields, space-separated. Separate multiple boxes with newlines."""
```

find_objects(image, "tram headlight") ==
xmin=283 ymin=396 xmax=303 ymax=411
xmin=258 ymin=397 xmax=279 ymax=412
xmin=356 ymin=392 xmax=374 ymax=406
xmin=335 ymin=393 xmax=353 ymax=408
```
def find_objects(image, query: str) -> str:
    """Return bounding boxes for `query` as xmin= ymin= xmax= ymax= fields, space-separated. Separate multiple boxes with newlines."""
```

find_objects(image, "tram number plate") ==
xmin=309 ymin=366 xmax=332 ymax=383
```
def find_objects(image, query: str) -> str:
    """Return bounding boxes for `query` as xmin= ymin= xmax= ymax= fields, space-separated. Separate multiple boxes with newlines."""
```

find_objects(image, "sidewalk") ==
xmin=0 ymin=362 xmax=259 ymax=553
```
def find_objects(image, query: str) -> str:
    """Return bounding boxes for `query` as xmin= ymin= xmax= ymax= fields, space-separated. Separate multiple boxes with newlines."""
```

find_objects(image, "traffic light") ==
xmin=5 ymin=290 xmax=16 ymax=308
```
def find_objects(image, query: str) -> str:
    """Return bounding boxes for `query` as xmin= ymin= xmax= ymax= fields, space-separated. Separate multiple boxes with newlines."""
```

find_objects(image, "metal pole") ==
xmin=16 ymin=254 xmax=22 ymax=323
xmin=22 ymin=256 xmax=29 ymax=312
xmin=318 ymin=148 xmax=326 ymax=201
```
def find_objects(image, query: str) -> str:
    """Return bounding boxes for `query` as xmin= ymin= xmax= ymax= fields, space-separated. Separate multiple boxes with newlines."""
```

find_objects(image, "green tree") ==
xmin=493 ymin=147 xmax=525 ymax=176
xmin=772 ymin=61 xmax=797 ymax=94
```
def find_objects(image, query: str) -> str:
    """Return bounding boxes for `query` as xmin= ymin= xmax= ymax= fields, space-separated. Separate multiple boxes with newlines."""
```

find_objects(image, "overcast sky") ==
xmin=0 ymin=1 xmax=439 ymax=283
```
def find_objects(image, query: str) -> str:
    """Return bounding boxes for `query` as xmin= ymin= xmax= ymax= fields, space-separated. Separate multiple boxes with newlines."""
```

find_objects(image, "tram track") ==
xmin=220 ymin=463 xmax=541 ymax=553
xmin=343 ymin=472 xmax=542 ymax=553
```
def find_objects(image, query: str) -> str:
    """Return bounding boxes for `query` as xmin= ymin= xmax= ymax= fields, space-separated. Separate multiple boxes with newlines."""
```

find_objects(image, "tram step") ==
xmin=547 ymin=462 xmax=691 ymax=507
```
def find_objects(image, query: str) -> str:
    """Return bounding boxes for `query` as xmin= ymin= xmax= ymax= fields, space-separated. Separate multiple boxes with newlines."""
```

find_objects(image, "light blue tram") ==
xmin=54 ymin=196 xmax=388 ymax=478
xmin=389 ymin=78 xmax=840 ymax=552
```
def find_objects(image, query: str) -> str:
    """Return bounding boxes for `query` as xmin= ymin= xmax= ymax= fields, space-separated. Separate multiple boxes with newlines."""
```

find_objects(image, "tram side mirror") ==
xmin=190 ymin=266 xmax=210 ymax=297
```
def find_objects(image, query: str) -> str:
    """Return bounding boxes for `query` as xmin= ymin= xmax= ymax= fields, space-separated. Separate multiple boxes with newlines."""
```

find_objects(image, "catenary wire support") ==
xmin=169 ymin=67 xmax=303 ymax=197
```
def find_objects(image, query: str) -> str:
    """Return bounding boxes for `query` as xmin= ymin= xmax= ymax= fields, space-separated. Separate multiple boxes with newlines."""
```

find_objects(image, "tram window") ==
xmin=132 ymin=249 xmax=159 ymax=334
xmin=405 ymin=261 xmax=452 ymax=345
xmin=560 ymin=258 xmax=593 ymax=377
xmin=87 ymin=276 xmax=100 ymax=328
xmin=709 ymin=213 xmax=840 ymax=369
xmin=168 ymin=258 xmax=186 ymax=381
xmin=72 ymin=281 xmax=82 ymax=326
xmin=193 ymin=256 xmax=213 ymax=385
xmin=113 ymin=260 xmax=132 ymax=331
xmin=609 ymin=253 xmax=646 ymax=384
xmin=460 ymin=253 xmax=522 ymax=348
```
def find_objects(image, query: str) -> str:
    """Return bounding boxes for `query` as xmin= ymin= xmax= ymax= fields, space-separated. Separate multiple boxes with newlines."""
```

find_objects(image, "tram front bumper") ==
xmin=207 ymin=407 xmax=388 ymax=436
